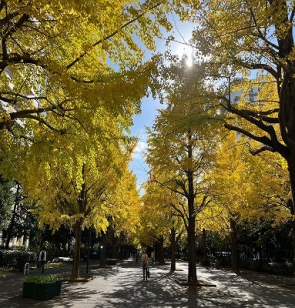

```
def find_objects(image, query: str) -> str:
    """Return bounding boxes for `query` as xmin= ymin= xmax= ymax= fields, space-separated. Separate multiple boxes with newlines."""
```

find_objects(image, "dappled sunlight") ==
xmin=50 ymin=260 xmax=295 ymax=307
xmin=2 ymin=260 xmax=295 ymax=307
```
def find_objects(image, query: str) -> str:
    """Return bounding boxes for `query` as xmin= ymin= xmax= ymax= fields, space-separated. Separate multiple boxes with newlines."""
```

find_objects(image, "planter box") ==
xmin=55 ymin=280 xmax=62 ymax=296
xmin=23 ymin=274 xmax=61 ymax=300
xmin=33 ymin=281 xmax=56 ymax=299
xmin=23 ymin=281 xmax=35 ymax=298
xmin=23 ymin=280 xmax=62 ymax=299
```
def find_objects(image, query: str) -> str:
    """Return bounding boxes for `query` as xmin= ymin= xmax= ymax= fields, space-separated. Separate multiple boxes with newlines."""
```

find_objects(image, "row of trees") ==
xmin=140 ymin=0 xmax=295 ymax=283
xmin=2 ymin=0 xmax=295 ymax=284
xmin=0 ymin=0 xmax=181 ymax=278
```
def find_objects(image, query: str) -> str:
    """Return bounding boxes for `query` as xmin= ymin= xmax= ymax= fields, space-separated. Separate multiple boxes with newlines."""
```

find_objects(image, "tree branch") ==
xmin=66 ymin=2 xmax=161 ymax=70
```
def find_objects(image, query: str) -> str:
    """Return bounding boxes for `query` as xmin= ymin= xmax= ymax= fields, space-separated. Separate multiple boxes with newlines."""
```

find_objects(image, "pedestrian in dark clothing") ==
xmin=38 ymin=247 xmax=46 ymax=274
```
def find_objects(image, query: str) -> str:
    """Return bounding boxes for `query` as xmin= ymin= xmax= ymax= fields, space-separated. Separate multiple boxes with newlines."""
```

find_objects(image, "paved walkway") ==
xmin=1 ymin=258 xmax=295 ymax=307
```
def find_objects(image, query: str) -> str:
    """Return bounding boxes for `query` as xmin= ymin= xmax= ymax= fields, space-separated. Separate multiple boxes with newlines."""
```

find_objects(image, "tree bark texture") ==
xmin=170 ymin=227 xmax=176 ymax=273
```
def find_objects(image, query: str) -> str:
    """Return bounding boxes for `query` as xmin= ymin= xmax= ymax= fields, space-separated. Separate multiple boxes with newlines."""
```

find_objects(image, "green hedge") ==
xmin=25 ymin=275 xmax=58 ymax=282
xmin=0 ymin=249 xmax=37 ymax=270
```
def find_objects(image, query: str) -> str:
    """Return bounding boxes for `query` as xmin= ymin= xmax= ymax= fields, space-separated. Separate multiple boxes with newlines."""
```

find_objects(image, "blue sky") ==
xmin=129 ymin=15 xmax=195 ymax=191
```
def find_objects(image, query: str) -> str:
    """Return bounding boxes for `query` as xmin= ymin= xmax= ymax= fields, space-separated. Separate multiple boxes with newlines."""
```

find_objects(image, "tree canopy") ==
xmin=183 ymin=0 xmax=295 ymax=209
xmin=0 ymin=0 xmax=175 ymax=147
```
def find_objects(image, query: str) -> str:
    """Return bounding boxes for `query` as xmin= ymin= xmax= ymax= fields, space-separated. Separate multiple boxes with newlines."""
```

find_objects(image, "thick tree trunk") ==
xmin=170 ymin=227 xmax=176 ymax=273
xmin=187 ymin=162 xmax=197 ymax=282
xmin=291 ymin=219 xmax=295 ymax=262
xmin=186 ymin=195 xmax=197 ymax=282
xmin=286 ymin=153 xmax=295 ymax=266
xmin=230 ymin=218 xmax=239 ymax=274
xmin=186 ymin=137 xmax=197 ymax=282
xmin=71 ymin=219 xmax=83 ymax=279
xmin=279 ymin=73 xmax=295 ymax=265
xmin=287 ymin=198 xmax=295 ymax=267
xmin=187 ymin=215 xmax=197 ymax=282
xmin=287 ymin=154 xmax=295 ymax=216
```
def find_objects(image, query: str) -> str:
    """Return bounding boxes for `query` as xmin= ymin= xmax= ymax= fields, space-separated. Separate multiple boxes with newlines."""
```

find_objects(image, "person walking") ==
xmin=141 ymin=250 xmax=149 ymax=281
xmin=38 ymin=246 xmax=46 ymax=274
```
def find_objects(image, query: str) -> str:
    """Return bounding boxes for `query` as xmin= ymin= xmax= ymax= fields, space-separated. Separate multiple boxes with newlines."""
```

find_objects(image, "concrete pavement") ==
xmin=1 ymin=258 xmax=295 ymax=307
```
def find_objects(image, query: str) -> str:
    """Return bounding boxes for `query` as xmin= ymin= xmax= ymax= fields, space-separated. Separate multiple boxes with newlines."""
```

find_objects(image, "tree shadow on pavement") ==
xmin=3 ymin=260 xmax=295 ymax=308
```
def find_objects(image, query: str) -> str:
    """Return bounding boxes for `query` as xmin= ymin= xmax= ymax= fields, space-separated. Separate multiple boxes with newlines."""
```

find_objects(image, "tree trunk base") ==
xmin=175 ymin=279 xmax=216 ymax=287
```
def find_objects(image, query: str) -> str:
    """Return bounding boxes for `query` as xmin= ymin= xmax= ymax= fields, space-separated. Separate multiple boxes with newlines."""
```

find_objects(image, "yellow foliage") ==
xmin=0 ymin=0 xmax=173 ymax=149
xmin=202 ymin=131 xmax=291 ymax=235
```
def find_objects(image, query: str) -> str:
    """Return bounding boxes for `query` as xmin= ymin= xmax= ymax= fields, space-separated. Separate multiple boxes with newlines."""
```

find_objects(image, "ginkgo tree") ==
xmin=0 ymin=0 xmax=179 ymax=154
xmin=141 ymin=178 xmax=185 ymax=271
xmin=146 ymin=61 xmax=220 ymax=282
xmin=5 ymin=103 xmax=137 ymax=278
xmin=102 ymin=168 xmax=142 ymax=261
xmin=179 ymin=0 xmax=295 ymax=228
xmin=35 ymin=156 xmax=129 ymax=279
xmin=0 ymin=0 xmax=186 ymax=278
xmin=146 ymin=116 xmax=214 ymax=282
xmin=198 ymin=131 xmax=291 ymax=272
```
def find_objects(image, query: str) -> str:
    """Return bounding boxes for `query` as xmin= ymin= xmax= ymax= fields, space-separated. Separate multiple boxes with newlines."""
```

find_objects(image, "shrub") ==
xmin=264 ymin=262 xmax=294 ymax=276
xmin=0 ymin=249 xmax=37 ymax=270
xmin=25 ymin=275 xmax=58 ymax=282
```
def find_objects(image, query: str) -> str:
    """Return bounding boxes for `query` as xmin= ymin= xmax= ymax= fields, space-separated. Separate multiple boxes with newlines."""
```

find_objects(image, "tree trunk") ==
xmin=71 ymin=219 xmax=83 ymax=279
xmin=291 ymin=218 xmax=295 ymax=262
xmin=158 ymin=236 xmax=165 ymax=264
xmin=279 ymin=73 xmax=295 ymax=266
xmin=230 ymin=218 xmax=239 ymax=274
xmin=100 ymin=231 xmax=107 ymax=266
xmin=287 ymin=199 xmax=295 ymax=268
xmin=187 ymin=181 xmax=197 ymax=282
xmin=186 ymin=194 xmax=197 ymax=281
xmin=5 ymin=183 xmax=21 ymax=249
xmin=111 ymin=234 xmax=120 ymax=259
xmin=187 ymin=214 xmax=197 ymax=282
xmin=170 ymin=227 xmax=176 ymax=273
xmin=86 ymin=228 xmax=91 ymax=274
xmin=186 ymin=135 xmax=197 ymax=282
xmin=202 ymin=228 xmax=208 ymax=262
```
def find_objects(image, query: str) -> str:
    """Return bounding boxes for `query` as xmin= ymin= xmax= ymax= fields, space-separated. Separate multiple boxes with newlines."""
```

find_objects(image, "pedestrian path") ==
xmin=1 ymin=258 xmax=295 ymax=307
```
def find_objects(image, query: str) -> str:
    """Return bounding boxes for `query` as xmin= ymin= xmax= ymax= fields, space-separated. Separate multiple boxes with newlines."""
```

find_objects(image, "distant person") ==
xmin=151 ymin=251 xmax=155 ymax=264
xmin=38 ymin=246 xmax=46 ymax=274
xmin=141 ymin=250 xmax=149 ymax=280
